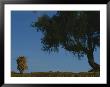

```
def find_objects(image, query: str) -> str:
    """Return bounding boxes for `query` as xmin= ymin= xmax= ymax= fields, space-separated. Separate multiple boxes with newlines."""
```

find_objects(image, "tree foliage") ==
xmin=16 ymin=56 xmax=28 ymax=74
xmin=32 ymin=11 xmax=100 ymax=70
xmin=32 ymin=11 xmax=99 ymax=55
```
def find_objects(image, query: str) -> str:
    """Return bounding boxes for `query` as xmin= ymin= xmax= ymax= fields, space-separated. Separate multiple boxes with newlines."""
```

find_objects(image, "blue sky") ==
xmin=11 ymin=11 xmax=100 ymax=73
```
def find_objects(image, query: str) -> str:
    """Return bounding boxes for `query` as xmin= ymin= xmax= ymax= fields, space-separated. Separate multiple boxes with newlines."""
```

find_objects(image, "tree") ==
xmin=32 ymin=11 xmax=100 ymax=71
xmin=16 ymin=56 xmax=28 ymax=74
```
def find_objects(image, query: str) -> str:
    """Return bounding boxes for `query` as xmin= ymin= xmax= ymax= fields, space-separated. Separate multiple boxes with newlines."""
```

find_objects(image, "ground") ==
xmin=11 ymin=71 xmax=100 ymax=77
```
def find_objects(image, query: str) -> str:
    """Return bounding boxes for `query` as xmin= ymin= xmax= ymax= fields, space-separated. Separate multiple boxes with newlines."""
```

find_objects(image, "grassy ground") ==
xmin=11 ymin=71 xmax=100 ymax=77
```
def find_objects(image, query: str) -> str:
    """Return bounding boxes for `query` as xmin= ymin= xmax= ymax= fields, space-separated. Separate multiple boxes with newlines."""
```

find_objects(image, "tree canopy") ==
xmin=16 ymin=56 xmax=28 ymax=74
xmin=32 ymin=11 xmax=100 ymax=71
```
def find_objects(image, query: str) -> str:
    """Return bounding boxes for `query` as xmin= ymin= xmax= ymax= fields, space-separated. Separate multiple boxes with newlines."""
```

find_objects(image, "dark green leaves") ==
xmin=32 ymin=11 xmax=100 ymax=57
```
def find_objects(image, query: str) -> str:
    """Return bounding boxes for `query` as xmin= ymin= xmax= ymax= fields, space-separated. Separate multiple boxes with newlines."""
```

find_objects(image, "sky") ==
xmin=11 ymin=11 xmax=100 ymax=73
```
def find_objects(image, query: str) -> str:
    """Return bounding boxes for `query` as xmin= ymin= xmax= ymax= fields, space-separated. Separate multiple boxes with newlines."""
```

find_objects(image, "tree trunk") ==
xmin=87 ymin=51 xmax=100 ymax=72
xmin=86 ymin=34 xmax=100 ymax=72
xmin=20 ymin=70 xmax=23 ymax=74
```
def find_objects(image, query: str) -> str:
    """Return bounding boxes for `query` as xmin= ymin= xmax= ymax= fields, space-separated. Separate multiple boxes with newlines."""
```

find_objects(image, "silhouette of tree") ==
xmin=32 ymin=11 xmax=100 ymax=71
